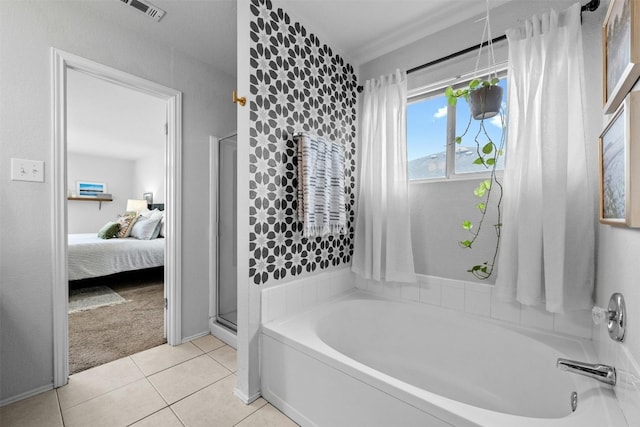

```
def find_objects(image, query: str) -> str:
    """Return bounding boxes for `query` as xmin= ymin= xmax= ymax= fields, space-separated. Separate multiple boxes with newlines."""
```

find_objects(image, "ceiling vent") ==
xmin=119 ymin=0 xmax=166 ymax=22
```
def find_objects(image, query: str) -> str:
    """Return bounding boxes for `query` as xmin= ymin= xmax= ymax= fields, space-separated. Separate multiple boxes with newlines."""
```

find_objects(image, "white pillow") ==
xmin=129 ymin=216 xmax=162 ymax=240
xmin=159 ymin=216 xmax=166 ymax=238
xmin=141 ymin=208 xmax=164 ymax=221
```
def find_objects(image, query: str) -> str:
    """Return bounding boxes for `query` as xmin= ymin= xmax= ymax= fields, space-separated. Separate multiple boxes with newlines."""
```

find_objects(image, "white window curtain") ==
xmin=495 ymin=3 xmax=594 ymax=313
xmin=352 ymin=70 xmax=416 ymax=284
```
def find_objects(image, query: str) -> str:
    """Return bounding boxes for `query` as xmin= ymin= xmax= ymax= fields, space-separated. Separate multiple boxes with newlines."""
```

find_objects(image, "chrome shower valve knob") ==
xmin=592 ymin=293 xmax=626 ymax=342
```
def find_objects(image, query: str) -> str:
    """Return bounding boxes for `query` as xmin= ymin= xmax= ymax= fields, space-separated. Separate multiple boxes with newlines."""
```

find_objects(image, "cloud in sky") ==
xmin=489 ymin=114 xmax=503 ymax=128
xmin=489 ymin=102 xmax=507 ymax=128
xmin=433 ymin=106 xmax=447 ymax=119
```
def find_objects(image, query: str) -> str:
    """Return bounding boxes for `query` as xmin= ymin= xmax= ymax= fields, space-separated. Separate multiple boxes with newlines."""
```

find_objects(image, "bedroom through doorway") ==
xmin=65 ymin=68 xmax=168 ymax=375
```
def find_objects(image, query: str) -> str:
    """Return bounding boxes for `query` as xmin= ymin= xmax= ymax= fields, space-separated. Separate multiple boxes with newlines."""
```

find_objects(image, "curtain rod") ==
xmin=356 ymin=0 xmax=600 ymax=93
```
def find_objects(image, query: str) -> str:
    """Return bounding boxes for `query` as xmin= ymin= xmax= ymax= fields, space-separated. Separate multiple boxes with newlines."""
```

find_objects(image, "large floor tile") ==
xmin=61 ymin=378 xmax=166 ymax=427
xmin=0 ymin=390 xmax=63 ymax=427
xmin=131 ymin=342 xmax=203 ymax=376
xmin=148 ymin=354 xmax=232 ymax=404
xmin=171 ymin=375 xmax=266 ymax=427
xmin=131 ymin=407 xmax=184 ymax=427
xmin=57 ymin=356 xmax=145 ymax=409
xmin=208 ymin=345 xmax=237 ymax=372
xmin=235 ymin=404 xmax=299 ymax=427
xmin=191 ymin=334 xmax=226 ymax=353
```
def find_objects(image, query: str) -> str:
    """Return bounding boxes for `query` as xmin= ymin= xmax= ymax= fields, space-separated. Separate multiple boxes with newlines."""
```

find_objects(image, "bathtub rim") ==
xmin=261 ymin=289 xmax=626 ymax=427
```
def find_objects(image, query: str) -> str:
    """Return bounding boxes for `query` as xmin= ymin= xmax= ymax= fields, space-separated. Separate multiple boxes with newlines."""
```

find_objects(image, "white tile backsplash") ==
xmin=424 ymin=275 xmax=594 ymax=341
xmin=464 ymin=284 xmax=491 ymax=317
xmin=382 ymin=281 xmax=402 ymax=298
xmin=316 ymin=276 xmax=334 ymax=303
xmin=261 ymin=292 xmax=271 ymax=324
xmin=301 ymin=279 xmax=317 ymax=309
xmin=285 ymin=282 xmax=303 ymax=316
xmin=553 ymin=309 xmax=592 ymax=339
xmin=441 ymin=280 xmax=465 ymax=311
xmin=400 ymin=282 xmax=420 ymax=302
xmin=336 ymin=271 xmax=355 ymax=294
xmin=261 ymin=268 xmax=355 ymax=323
xmin=270 ymin=286 xmax=286 ymax=321
xmin=521 ymin=305 xmax=554 ymax=331
xmin=490 ymin=292 xmax=521 ymax=324
xmin=263 ymin=271 xmax=595 ymax=342
xmin=419 ymin=277 xmax=442 ymax=306
xmin=367 ymin=279 xmax=384 ymax=295
xmin=355 ymin=275 xmax=368 ymax=291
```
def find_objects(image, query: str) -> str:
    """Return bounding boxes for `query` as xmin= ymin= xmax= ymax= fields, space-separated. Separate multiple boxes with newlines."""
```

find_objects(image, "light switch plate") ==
xmin=11 ymin=158 xmax=44 ymax=182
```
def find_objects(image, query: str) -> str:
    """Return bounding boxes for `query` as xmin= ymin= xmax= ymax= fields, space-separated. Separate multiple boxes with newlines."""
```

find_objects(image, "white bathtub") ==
xmin=261 ymin=290 xmax=626 ymax=427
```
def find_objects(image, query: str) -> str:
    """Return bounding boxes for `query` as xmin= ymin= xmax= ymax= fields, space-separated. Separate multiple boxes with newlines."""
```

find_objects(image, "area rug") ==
xmin=68 ymin=269 xmax=166 ymax=375
xmin=68 ymin=285 xmax=127 ymax=313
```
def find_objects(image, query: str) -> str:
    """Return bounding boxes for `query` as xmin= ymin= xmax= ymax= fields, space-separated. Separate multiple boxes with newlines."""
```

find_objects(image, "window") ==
xmin=407 ymin=76 xmax=507 ymax=181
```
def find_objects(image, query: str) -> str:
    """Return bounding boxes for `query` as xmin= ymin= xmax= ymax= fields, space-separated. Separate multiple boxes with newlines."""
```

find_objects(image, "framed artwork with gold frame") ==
xmin=599 ymin=91 xmax=640 ymax=226
xmin=603 ymin=0 xmax=640 ymax=114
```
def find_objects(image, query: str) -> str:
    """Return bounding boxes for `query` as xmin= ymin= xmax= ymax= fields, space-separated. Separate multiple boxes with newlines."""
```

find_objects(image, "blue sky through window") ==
xmin=407 ymin=78 xmax=507 ymax=179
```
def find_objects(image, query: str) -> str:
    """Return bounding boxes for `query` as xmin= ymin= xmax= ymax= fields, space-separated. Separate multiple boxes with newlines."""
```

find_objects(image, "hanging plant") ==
xmin=438 ymin=0 xmax=507 ymax=280
xmin=445 ymin=79 xmax=505 ymax=280
xmin=445 ymin=77 xmax=501 ymax=116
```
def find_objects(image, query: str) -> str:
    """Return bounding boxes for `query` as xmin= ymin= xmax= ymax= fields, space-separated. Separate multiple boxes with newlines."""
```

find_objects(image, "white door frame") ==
xmin=51 ymin=48 xmax=183 ymax=387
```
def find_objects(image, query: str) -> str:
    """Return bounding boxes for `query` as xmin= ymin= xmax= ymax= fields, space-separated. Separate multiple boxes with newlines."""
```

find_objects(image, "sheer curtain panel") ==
xmin=495 ymin=3 xmax=594 ymax=313
xmin=352 ymin=70 xmax=416 ymax=284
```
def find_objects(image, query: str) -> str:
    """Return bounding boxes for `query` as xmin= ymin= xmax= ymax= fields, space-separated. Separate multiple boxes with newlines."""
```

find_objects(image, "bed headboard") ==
xmin=149 ymin=203 xmax=165 ymax=211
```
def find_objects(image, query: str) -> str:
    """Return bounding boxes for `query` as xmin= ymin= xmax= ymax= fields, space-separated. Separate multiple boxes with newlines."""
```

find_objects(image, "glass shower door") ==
xmin=217 ymin=135 xmax=237 ymax=330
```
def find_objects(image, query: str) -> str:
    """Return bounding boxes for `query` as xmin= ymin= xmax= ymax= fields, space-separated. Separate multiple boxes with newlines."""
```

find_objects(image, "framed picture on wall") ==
xmin=77 ymin=181 xmax=107 ymax=198
xmin=599 ymin=91 xmax=640 ymax=226
xmin=602 ymin=0 xmax=640 ymax=114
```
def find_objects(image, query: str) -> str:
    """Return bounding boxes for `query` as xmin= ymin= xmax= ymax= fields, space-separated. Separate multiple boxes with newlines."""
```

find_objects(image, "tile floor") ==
xmin=0 ymin=335 xmax=298 ymax=427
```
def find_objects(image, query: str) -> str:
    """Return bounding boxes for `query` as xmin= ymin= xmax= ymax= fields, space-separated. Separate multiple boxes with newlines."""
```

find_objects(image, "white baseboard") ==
xmin=234 ymin=386 xmax=261 ymax=405
xmin=209 ymin=318 xmax=237 ymax=349
xmin=0 ymin=384 xmax=54 ymax=407
xmin=181 ymin=330 xmax=210 ymax=344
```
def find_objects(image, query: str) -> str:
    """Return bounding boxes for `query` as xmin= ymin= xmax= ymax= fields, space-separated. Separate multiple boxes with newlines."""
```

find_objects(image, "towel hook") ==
xmin=232 ymin=90 xmax=246 ymax=107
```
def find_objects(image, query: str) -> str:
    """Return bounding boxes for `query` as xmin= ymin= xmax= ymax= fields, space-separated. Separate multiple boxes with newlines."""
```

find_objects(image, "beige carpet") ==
xmin=68 ymin=268 xmax=166 ymax=375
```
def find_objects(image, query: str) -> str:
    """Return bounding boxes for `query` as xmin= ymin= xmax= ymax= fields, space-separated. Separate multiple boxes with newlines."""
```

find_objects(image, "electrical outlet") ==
xmin=11 ymin=158 xmax=44 ymax=182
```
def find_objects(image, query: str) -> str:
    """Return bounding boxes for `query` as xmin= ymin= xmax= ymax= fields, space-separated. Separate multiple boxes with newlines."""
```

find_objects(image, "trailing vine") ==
xmin=445 ymin=79 xmax=505 ymax=280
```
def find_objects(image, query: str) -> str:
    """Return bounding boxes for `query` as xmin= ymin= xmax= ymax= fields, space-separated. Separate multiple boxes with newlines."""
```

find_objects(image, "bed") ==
xmin=68 ymin=233 xmax=164 ymax=281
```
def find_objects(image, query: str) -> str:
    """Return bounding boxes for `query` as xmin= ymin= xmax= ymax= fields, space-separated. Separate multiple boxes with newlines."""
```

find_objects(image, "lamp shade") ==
xmin=126 ymin=199 xmax=148 ymax=212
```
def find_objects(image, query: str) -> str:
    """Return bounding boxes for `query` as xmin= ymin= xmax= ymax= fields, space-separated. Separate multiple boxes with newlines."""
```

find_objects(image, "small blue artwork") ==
xmin=77 ymin=181 xmax=106 ymax=197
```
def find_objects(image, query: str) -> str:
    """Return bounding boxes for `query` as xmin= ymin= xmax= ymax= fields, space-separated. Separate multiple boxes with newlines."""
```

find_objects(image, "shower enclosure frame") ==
xmin=209 ymin=133 xmax=238 ymax=345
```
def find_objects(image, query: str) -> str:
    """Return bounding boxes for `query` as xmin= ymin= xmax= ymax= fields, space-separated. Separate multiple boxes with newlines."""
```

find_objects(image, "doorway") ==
xmin=65 ymin=68 xmax=167 ymax=374
xmin=217 ymin=135 xmax=238 ymax=331
xmin=52 ymin=49 xmax=183 ymax=387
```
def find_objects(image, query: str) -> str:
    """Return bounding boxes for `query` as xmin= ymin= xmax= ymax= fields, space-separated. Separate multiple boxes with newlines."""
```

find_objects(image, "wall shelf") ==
xmin=67 ymin=197 xmax=113 ymax=210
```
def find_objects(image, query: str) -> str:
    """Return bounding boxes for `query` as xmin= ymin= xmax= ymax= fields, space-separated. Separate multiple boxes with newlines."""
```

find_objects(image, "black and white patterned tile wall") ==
xmin=248 ymin=0 xmax=358 ymax=285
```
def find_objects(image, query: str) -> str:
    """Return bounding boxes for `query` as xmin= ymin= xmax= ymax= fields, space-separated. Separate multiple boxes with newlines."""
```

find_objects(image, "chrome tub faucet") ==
xmin=557 ymin=358 xmax=616 ymax=386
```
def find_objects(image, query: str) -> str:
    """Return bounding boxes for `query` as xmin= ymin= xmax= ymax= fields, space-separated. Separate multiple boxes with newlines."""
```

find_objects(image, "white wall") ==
xmin=0 ymin=1 xmax=236 ymax=402
xmin=595 ymin=213 xmax=640 ymax=425
xmin=67 ymin=153 xmax=136 ymax=233
xmin=134 ymin=150 xmax=165 ymax=204
xmin=592 ymin=14 xmax=640 ymax=427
